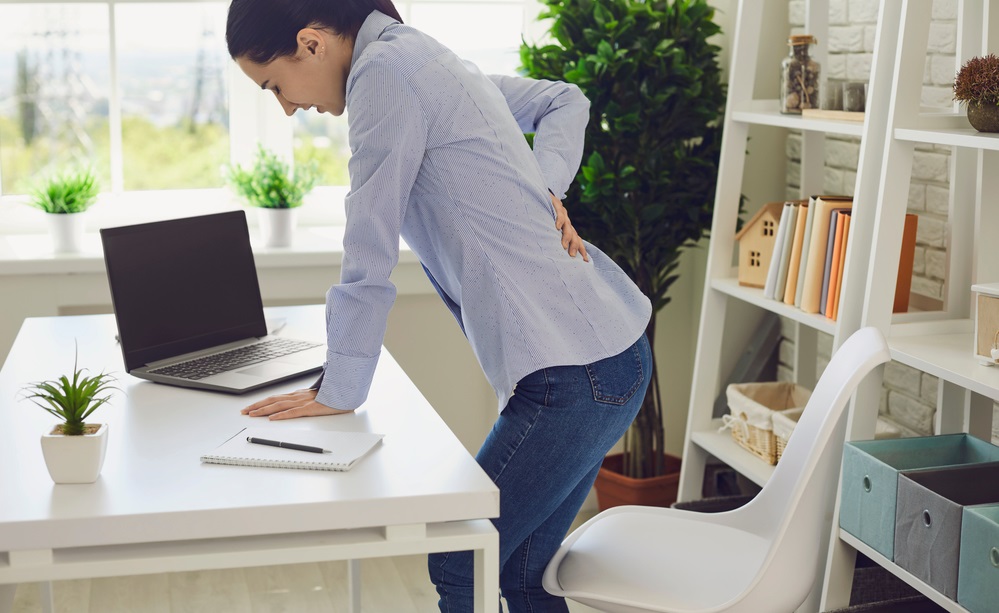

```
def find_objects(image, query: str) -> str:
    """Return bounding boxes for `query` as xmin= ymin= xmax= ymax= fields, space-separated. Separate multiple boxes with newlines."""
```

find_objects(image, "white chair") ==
xmin=542 ymin=327 xmax=891 ymax=613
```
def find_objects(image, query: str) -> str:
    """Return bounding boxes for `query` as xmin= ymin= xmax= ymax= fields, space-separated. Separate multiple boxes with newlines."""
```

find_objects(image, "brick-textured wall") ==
xmin=779 ymin=0 xmax=999 ymax=442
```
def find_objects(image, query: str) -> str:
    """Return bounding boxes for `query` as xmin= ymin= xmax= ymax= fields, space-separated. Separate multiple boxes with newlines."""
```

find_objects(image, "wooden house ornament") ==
xmin=735 ymin=201 xmax=785 ymax=288
xmin=973 ymin=282 xmax=999 ymax=365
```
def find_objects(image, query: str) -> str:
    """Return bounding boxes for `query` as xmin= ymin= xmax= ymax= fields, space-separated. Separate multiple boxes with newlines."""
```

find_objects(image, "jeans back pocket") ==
xmin=584 ymin=340 xmax=645 ymax=405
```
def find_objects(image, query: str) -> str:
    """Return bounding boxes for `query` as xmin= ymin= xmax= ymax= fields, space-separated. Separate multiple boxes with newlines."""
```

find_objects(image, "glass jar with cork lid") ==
xmin=780 ymin=34 xmax=820 ymax=114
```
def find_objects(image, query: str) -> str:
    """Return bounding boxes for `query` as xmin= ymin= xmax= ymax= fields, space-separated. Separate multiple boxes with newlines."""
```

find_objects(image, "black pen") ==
xmin=247 ymin=437 xmax=331 ymax=454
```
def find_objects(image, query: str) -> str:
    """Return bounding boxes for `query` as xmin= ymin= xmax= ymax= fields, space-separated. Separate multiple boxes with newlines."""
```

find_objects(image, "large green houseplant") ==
xmin=521 ymin=0 xmax=725 ymax=485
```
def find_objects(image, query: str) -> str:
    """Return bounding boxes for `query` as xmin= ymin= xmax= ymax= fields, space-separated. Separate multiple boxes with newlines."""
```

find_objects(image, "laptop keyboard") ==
xmin=150 ymin=338 xmax=322 ymax=380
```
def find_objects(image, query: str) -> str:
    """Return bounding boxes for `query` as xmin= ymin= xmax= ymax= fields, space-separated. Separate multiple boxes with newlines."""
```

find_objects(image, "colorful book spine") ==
xmin=783 ymin=202 xmax=809 ymax=305
xmin=764 ymin=203 xmax=793 ymax=300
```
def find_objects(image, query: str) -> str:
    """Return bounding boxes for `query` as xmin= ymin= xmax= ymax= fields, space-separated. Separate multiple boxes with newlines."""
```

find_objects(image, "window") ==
xmin=763 ymin=220 xmax=775 ymax=237
xmin=0 ymin=0 xmax=540 ymax=207
xmin=750 ymin=250 xmax=761 ymax=267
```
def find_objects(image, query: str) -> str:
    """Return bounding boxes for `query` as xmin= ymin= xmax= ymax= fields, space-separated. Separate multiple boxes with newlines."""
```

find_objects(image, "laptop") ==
xmin=100 ymin=211 xmax=325 ymax=393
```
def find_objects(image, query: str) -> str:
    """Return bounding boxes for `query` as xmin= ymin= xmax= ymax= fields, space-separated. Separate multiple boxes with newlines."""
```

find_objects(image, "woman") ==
xmin=226 ymin=1 xmax=652 ymax=610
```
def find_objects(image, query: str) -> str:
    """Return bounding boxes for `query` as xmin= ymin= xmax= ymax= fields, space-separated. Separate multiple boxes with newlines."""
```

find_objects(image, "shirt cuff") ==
xmin=535 ymin=150 xmax=571 ymax=200
xmin=308 ymin=366 xmax=325 ymax=391
xmin=313 ymin=351 xmax=381 ymax=410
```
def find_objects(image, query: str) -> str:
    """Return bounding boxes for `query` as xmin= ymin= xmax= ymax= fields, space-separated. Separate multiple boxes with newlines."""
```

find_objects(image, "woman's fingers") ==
xmin=242 ymin=388 xmax=350 ymax=419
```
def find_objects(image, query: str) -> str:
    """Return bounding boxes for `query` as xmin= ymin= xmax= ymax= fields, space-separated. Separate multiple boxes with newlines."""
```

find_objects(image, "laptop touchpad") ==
xmin=238 ymin=362 xmax=297 ymax=377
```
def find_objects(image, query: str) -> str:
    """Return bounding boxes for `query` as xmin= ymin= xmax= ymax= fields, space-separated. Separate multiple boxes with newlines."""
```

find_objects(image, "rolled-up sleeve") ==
xmin=488 ymin=74 xmax=590 ymax=199
xmin=315 ymin=59 xmax=428 ymax=410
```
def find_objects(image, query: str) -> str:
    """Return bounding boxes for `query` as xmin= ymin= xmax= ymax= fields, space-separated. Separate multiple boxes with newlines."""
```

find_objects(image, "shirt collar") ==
xmin=350 ymin=10 xmax=399 ymax=70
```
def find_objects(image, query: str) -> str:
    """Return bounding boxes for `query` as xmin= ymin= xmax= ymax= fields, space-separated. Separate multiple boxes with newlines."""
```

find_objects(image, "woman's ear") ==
xmin=296 ymin=28 xmax=325 ymax=58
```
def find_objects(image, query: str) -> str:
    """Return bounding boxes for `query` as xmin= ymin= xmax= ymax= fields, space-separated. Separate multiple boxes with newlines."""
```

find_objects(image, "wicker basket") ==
xmin=724 ymin=382 xmax=812 ymax=465
xmin=773 ymin=408 xmax=803 ymax=463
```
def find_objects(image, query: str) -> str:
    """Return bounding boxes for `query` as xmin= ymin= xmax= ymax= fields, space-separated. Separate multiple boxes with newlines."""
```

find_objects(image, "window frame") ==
xmin=0 ymin=0 xmax=547 ymax=232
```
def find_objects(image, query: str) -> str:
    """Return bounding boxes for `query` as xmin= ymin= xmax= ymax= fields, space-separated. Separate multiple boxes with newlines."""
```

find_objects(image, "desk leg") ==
xmin=39 ymin=582 xmax=54 ymax=613
xmin=0 ymin=584 xmax=15 ymax=613
xmin=347 ymin=559 xmax=361 ymax=613
xmin=473 ymin=532 xmax=499 ymax=613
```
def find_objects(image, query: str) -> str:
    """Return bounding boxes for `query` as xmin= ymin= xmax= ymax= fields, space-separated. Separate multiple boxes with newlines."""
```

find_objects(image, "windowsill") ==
xmin=0 ymin=225 xmax=419 ymax=276
xmin=0 ymin=185 xmax=351 ymax=235
xmin=0 ymin=185 xmax=428 ymax=276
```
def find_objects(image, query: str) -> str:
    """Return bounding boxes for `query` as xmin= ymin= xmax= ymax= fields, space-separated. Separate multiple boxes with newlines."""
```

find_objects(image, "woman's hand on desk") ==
xmin=242 ymin=388 xmax=353 ymax=420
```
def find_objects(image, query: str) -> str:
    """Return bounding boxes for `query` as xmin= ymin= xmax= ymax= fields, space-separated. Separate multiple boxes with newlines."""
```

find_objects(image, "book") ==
xmin=764 ymin=202 xmax=793 ymax=299
xmin=774 ymin=203 xmax=799 ymax=299
xmin=783 ymin=201 xmax=809 ymax=304
xmin=800 ymin=196 xmax=853 ymax=313
xmin=894 ymin=214 xmax=919 ymax=313
xmin=826 ymin=211 xmax=851 ymax=317
xmin=820 ymin=208 xmax=850 ymax=315
xmin=794 ymin=196 xmax=819 ymax=307
xmin=201 ymin=427 xmax=384 ymax=472
xmin=830 ymin=212 xmax=852 ymax=320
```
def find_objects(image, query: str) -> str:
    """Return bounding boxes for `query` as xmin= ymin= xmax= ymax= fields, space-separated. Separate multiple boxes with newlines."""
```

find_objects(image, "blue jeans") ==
xmin=429 ymin=334 xmax=652 ymax=612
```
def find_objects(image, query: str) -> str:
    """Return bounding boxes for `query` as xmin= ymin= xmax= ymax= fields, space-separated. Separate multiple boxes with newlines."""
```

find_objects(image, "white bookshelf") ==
xmin=681 ymin=0 xmax=999 ymax=610
xmin=677 ymin=1 xmax=883 ymax=610
xmin=821 ymin=1 xmax=999 ymax=610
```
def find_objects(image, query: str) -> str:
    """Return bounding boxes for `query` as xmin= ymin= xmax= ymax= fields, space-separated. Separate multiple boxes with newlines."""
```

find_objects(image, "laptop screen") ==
xmin=101 ymin=211 xmax=267 ymax=371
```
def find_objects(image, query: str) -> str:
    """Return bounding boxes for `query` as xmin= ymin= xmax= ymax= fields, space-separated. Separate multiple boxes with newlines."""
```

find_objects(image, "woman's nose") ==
xmin=274 ymin=92 xmax=297 ymax=117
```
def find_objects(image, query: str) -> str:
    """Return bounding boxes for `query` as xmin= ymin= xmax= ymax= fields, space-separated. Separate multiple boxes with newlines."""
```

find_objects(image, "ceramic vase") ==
xmin=40 ymin=423 xmax=108 ymax=484
xmin=257 ymin=207 xmax=297 ymax=248
xmin=47 ymin=212 xmax=86 ymax=253
xmin=967 ymin=102 xmax=999 ymax=133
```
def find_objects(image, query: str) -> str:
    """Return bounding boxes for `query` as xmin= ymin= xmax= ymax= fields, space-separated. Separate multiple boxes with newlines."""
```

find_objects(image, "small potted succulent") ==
xmin=21 ymin=351 xmax=117 ymax=484
xmin=225 ymin=145 xmax=318 ymax=248
xmin=27 ymin=167 xmax=100 ymax=253
xmin=954 ymin=54 xmax=999 ymax=132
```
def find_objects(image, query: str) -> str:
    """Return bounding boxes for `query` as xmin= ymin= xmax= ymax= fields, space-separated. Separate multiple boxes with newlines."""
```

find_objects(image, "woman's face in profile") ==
xmin=236 ymin=28 xmax=352 ymax=117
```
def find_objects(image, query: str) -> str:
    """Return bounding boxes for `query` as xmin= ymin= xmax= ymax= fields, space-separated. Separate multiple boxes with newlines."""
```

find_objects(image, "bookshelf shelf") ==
xmin=689 ymin=420 xmax=775 ymax=488
xmin=840 ymin=531 xmax=971 ymax=613
xmin=889 ymin=329 xmax=999 ymax=401
xmin=895 ymin=126 xmax=999 ymax=150
xmin=731 ymin=99 xmax=865 ymax=136
xmin=711 ymin=277 xmax=838 ymax=335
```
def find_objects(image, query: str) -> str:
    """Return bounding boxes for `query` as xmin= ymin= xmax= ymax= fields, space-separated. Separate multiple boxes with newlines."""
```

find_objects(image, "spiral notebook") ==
xmin=201 ymin=427 xmax=384 ymax=472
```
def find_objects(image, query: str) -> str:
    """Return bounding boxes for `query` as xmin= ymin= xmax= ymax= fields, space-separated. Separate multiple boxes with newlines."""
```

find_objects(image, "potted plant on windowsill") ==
xmin=27 ymin=167 xmax=100 ymax=253
xmin=954 ymin=53 xmax=999 ymax=132
xmin=21 ymin=351 xmax=117 ymax=484
xmin=225 ymin=145 xmax=318 ymax=248
xmin=521 ymin=0 xmax=726 ymax=508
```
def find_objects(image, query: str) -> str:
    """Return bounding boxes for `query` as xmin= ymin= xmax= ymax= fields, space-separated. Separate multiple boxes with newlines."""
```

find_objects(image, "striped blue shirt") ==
xmin=315 ymin=11 xmax=652 ymax=412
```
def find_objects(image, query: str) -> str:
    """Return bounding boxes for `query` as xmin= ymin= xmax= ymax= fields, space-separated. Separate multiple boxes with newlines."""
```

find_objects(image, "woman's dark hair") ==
xmin=227 ymin=0 xmax=403 ymax=63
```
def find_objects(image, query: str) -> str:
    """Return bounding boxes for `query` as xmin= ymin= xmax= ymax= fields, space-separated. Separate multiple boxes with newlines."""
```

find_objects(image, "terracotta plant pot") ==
xmin=966 ymin=102 xmax=999 ymax=133
xmin=594 ymin=452 xmax=683 ymax=511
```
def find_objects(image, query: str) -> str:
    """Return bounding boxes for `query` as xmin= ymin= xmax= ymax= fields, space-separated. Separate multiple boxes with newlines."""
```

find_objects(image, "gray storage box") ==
xmin=840 ymin=434 xmax=999 ymax=559
xmin=958 ymin=504 xmax=999 ymax=613
xmin=893 ymin=462 xmax=999 ymax=600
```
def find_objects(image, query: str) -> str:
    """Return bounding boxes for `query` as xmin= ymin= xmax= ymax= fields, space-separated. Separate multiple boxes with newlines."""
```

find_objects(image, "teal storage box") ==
xmin=958 ymin=504 xmax=999 ymax=613
xmin=893 ymin=462 xmax=999 ymax=600
xmin=839 ymin=434 xmax=999 ymax=560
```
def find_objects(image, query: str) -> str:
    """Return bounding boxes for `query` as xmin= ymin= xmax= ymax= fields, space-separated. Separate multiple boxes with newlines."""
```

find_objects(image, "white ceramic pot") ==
xmin=47 ymin=212 xmax=86 ymax=253
xmin=257 ymin=207 xmax=297 ymax=248
xmin=40 ymin=423 xmax=108 ymax=484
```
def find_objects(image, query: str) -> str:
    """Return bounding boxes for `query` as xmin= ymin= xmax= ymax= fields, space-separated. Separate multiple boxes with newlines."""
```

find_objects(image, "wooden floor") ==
xmin=10 ymin=512 xmax=602 ymax=613
xmin=11 ymin=555 xmax=601 ymax=612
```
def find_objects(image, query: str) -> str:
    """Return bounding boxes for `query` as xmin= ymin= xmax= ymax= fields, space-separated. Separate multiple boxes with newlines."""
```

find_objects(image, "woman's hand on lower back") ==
xmin=550 ymin=192 xmax=590 ymax=262
xmin=242 ymin=388 xmax=354 ymax=420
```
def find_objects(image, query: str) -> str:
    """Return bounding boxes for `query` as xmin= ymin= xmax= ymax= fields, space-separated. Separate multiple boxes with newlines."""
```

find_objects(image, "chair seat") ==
xmin=552 ymin=508 xmax=770 ymax=613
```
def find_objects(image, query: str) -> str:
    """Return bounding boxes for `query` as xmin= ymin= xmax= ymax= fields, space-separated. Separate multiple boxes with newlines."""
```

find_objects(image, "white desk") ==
xmin=0 ymin=306 xmax=499 ymax=612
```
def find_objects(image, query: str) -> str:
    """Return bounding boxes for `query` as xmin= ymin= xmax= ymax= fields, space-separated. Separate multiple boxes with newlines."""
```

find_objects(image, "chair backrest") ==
xmin=731 ymin=327 xmax=890 ymax=610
